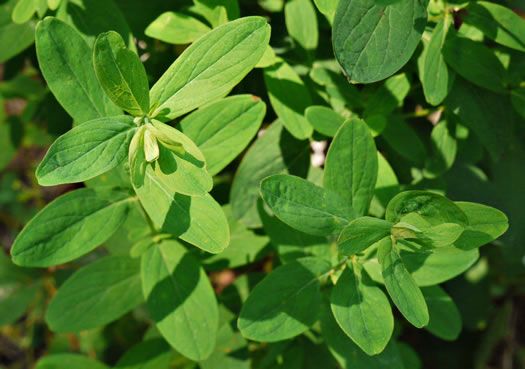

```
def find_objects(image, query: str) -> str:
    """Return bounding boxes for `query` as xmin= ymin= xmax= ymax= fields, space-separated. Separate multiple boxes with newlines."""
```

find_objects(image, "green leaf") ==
xmin=149 ymin=17 xmax=270 ymax=120
xmin=56 ymin=0 xmax=135 ymax=50
xmin=422 ymin=16 xmax=455 ymax=106
xmin=114 ymin=338 xmax=173 ymax=369
xmin=230 ymin=122 xmax=310 ymax=228
xmin=463 ymin=1 xmax=525 ymax=52
xmin=321 ymin=304 xmax=404 ymax=369
xmin=313 ymin=0 xmax=338 ymax=24
xmin=378 ymin=238 xmax=429 ymax=328
xmin=371 ymin=152 xmax=400 ymax=217
xmin=363 ymin=73 xmax=410 ymax=117
xmin=194 ymin=0 xmax=240 ymax=25
xmin=35 ymin=354 xmax=108 ymax=369
xmin=331 ymin=262 xmax=394 ymax=355
xmin=333 ymin=0 xmax=427 ymax=83
xmin=202 ymin=205 xmax=269 ymax=270
xmin=386 ymin=191 xmax=469 ymax=227
xmin=445 ymin=77 xmax=513 ymax=161
xmin=422 ymin=285 xmax=462 ymax=341
xmin=238 ymin=257 xmax=331 ymax=341
xmin=382 ymin=115 xmax=427 ymax=166
xmin=36 ymin=116 xmax=136 ymax=186
xmin=46 ymin=256 xmax=142 ymax=332
xmin=264 ymin=61 xmax=313 ymax=139
xmin=141 ymin=240 xmax=218 ymax=361
xmin=258 ymin=200 xmax=331 ymax=264
xmin=130 ymin=133 xmax=228 ymax=253
xmin=338 ymin=217 xmax=392 ymax=256
xmin=11 ymin=188 xmax=132 ymax=267
xmin=401 ymin=246 xmax=479 ymax=286
xmin=145 ymin=12 xmax=211 ymax=44
xmin=47 ymin=0 xmax=61 ymax=10
xmin=304 ymin=106 xmax=345 ymax=137
xmin=0 ymin=0 xmax=35 ymax=63
xmin=511 ymin=86 xmax=525 ymax=120
xmin=442 ymin=34 xmax=506 ymax=94
xmin=180 ymin=95 xmax=266 ymax=176
xmin=419 ymin=223 xmax=464 ymax=248
xmin=324 ymin=119 xmax=378 ymax=216
xmin=261 ymin=174 xmax=355 ymax=236
xmin=93 ymin=31 xmax=149 ymax=116
xmin=424 ymin=119 xmax=457 ymax=178
xmin=454 ymin=202 xmax=509 ymax=250
xmin=35 ymin=17 xmax=122 ymax=123
xmin=285 ymin=0 xmax=318 ymax=52
xmin=12 ymin=0 xmax=37 ymax=24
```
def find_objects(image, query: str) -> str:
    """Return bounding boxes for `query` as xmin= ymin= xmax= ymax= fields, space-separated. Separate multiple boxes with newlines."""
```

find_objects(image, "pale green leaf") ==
xmin=149 ymin=17 xmax=270 ymax=120
xmin=145 ymin=12 xmax=211 ymax=44
xmin=36 ymin=116 xmax=136 ymax=186
xmin=331 ymin=262 xmax=393 ymax=355
xmin=304 ymin=106 xmax=345 ymax=137
xmin=11 ymin=188 xmax=132 ymax=267
xmin=46 ymin=256 xmax=143 ymax=332
xmin=12 ymin=0 xmax=37 ymax=24
xmin=285 ymin=0 xmax=318 ymax=51
xmin=238 ymin=257 xmax=332 ymax=341
xmin=35 ymin=354 xmax=108 ymax=369
xmin=142 ymin=240 xmax=218 ymax=361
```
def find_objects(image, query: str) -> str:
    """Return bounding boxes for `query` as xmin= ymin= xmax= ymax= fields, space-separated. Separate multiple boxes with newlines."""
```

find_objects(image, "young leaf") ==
xmin=12 ymin=0 xmax=37 ymax=24
xmin=324 ymin=119 xmax=378 ymax=216
xmin=114 ymin=338 xmax=173 ymax=369
xmin=320 ymin=304 xmax=404 ymax=369
xmin=442 ymin=34 xmax=507 ymax=94
xmin=337 ymin=217 xmax=392 ymax=256
xmin=46 ymin=256 xmax=143 ymax=332
xmin=180 ymin=95 xmax=266 ymax=176
xmin=304 ymin=106 xmax=345 ymax=137
xmin=422 ymin=16 xmax=455 ymax=106
xmin=145 ymin=12 xmax=211 ymax=45
xmin=454 ymin=202 xmax=509 ymax=250
xmin=141 ymin=240 xmax=218 ymax=361
xmin=285 ymin=0 xmax=318 ymax=52
xmin=149 ymin=17 xmax=270 ymax=120
xmin=36 ymin=116 xmax=136 ymax=186
xmin=422 ymin=285 xmax=462 ymax=341
xmin=133 ymin=120 xmax=213 ymax=197
xmin=264 ymin=61 xmax=313 ymax=139
xmin=386 ymin=191 xmax=469 ymax=227
xmin=260 ymin=174 xmax=356 ymax=236
xmin=93 ymin=31 xmax=150 ymax=116
xmin=332 ymin=0 xmax=428 ymax=83
xmin=130 ymin=133 xmax=229 ymax=253
xmin=331 ymin=262 xmax=394 ymax=355
xmin=35 ymin=17 xmax=122 ymax=123
xmin=143 ymin=127 xmax=159 ymax=162
xmin=35 ymin=354 xmax=108 ymax=369
xmin=378 ymin=238 xmax=429 ymax=328
xmin=238 ymin=257 xmax=332 ymax=341
xmin=463 ymin=1 xmax=525 ymax=52
xmin=230 ymin=122 xmax=310 ymax=228
xmin=11 ymin=188 xmax=132 ymax=267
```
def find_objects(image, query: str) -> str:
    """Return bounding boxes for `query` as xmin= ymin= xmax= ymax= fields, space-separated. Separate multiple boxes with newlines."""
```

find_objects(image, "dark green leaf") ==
xmin=114 ymin=338 xmax=173 ymax=369
xmin=422 ymin=285 xmax=462 ymax=340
